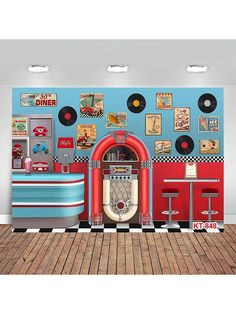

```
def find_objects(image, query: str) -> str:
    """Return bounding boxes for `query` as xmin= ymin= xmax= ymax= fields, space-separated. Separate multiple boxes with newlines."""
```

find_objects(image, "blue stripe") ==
xmin=12 ymin=184 xmax=84 ymax=203
xmin=12 ymin=205 xmax=84 ymax=218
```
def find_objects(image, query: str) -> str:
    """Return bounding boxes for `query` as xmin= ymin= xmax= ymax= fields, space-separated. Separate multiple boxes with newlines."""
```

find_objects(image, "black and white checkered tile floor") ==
xmin=12 ymin=221 xmax=224 ymax=233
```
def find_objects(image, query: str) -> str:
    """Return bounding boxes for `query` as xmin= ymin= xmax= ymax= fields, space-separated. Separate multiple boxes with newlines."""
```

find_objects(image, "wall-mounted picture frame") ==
xmin=105 ymin=112 xmax=128 ymax=128
xmin=80 ymin=93 xmax=104 ymax=117
xmin=156 ymin=93 xmax=172 ymax=110
xmin=145 ymin=114 xmax=162 ymax=136
xmin=198 ymin=116 xmax=219 ymax=132
xmin=12 ymin=116 xmax=28 ymax=136
xmin=77 ymin=124 xmax=96 ymax=150
xmin=154 ymin=140 xmax=171 ymax=154
xmin=174 ymin=107 xmax=190 ymax=132
xmin=199 ymin=139 xmax=220 ymax=154
xmin=20 ymin=93 xmax=57 ymax=107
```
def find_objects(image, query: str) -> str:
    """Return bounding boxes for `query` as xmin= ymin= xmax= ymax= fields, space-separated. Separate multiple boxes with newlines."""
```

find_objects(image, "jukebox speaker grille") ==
xmin=110 ymin=179 xmax=132 ymax=215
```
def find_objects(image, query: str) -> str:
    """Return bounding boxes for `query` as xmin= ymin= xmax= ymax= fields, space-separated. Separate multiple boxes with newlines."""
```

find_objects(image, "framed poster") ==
xmin=185 ymin=162 xmax=198 ymax=179
xmin=20 ymin=94 xmax=57 ymax=106
xmin=80 ymin=93 xmax=103 ymax=117
xmin=198 ymin=116 xmax=219 ymax=132
xmin=106 ymin=112 xmax=128 ymax=128
xmin=199 ymin=140 xmax=220 ymax=154
xmin=155 ymin=140 xmax=171 ymax=154
xmin=156 ymin=93 xmax=172 ymax=110
xmin=174 ymin=107 xmax=190 ymax=132
xmin=145 ymin=114 xmax=161 ymax=136
xmin=12 ymin=117 xmax=28 ymax=136
xmin=77 ymin=124 xmax=96 ymax=150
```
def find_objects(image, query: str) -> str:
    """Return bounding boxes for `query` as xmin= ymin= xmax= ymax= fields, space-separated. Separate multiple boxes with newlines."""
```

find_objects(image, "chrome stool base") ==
xmin=161 ymin=222 xmax=180 ymax=229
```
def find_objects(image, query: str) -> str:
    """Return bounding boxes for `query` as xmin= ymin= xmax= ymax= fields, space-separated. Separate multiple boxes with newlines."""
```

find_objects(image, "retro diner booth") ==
xmin=12 ymin=88 xmax=224 ymax=230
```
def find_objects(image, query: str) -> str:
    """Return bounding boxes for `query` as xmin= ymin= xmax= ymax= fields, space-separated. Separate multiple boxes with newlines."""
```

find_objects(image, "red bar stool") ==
xmin=201 ymin=188 xmax=219 ymax=222
xmin=161 ymin=188 xmax=180 ymax=229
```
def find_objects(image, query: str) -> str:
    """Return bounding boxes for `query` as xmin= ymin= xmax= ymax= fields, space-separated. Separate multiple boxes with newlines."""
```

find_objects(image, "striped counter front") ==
xmin=12 ymin=173 xmax=84 ymax=228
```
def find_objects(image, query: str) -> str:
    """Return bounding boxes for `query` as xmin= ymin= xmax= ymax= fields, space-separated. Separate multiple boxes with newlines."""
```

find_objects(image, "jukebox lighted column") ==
xmin=89 ymin=131 xmax=152 ymax=226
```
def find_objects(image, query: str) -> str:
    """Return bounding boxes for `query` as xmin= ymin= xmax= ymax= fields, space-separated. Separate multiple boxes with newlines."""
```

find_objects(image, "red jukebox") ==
xmin=89 ymin=131 xmax=152 ymax=225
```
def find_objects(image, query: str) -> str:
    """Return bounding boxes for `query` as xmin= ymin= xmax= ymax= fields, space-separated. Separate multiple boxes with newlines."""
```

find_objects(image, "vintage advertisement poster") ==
xmin=145 ymin=114 xmax=162 ymax=135
xmin=155 ymin=140 xmax=171 ymax=154
xmin=199 ymin=140 xmax=220 ymax=154
xmin=156 ymin=93 xmax=172 ymax=110
xmin=20 ymin=94 xmax=57 ymax=106
xmin=174 ymin=107 xmax=190 ymax=131
xmin=106 ymin=112 xmax=128 ymax=128
xmin=12 ymin=117 xmax=28 ymax=136
xmin=77 ymin=124 xmax=96 ymax=150
xmin=198 ymin=116 xmax=219 ymax=132
xmin=80 ymin=93 xmax=103 ymax=117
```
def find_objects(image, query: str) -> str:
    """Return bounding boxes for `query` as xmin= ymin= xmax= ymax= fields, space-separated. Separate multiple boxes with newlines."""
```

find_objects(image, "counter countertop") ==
xmin=12 ymin=173 xmax=84 ymax=182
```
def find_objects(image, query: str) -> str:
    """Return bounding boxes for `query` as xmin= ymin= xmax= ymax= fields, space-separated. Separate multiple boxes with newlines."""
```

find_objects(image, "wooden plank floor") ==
xmin=0 ymin=224 xmax=236 ymax=275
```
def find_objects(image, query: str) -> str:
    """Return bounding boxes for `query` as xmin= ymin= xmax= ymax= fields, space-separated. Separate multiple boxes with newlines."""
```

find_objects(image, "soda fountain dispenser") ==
xmin=57 ymin=137 xmax=75 ymax=173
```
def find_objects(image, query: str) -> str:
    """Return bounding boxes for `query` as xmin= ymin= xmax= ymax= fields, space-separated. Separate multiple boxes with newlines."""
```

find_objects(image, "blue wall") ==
xmin=12 ymin=87 xmax=224 ymax=157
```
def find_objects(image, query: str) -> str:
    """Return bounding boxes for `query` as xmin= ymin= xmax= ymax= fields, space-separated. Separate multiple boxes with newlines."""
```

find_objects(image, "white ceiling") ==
xmin=0 ymin=40 xmax=236 ymax=86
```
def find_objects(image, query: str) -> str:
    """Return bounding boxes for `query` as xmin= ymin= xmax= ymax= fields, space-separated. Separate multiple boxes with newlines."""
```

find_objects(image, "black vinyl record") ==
xmin=127 ymin=93 xmax=146 ymax=113
xmin=175 ymin=135 xmax=194 ymax=155
xmin=198 ymin=93 xmax=217 ymax=113
xmin=58 ymin=106 xmax=77 ymax=126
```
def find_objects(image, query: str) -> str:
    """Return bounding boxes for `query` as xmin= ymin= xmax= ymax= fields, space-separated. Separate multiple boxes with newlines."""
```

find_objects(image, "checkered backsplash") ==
xmin=53 ymin=156 xmax=223 ymax=163
xmin=80 ymin=113 xmax=104 ymax=118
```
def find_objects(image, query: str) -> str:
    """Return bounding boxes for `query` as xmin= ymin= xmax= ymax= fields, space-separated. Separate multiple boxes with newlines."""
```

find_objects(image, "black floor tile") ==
xmin=39 ymin=228 xmax=53 ymax=232
xmin=178 ymin=221 xmax=190 ymax=228
xmin=167 ymin=229 xmax=181 ymax=232
xmin=91 ymin=229 xmax=104 ymax=232
xmin=142 ymin=229 xmax=155 ymax=232
xmin=13 ymin=228 xmax=27 ymax=233
xmin=129 ymin=223 xmax=142 ymax=228
xmin=219 ymin=229 xmax=224 ymax=232
xmin=104 ymin=223 xmax=117 ymax=228
xmin=194 ymin=229 xmax=207 ymax=233
xmin=79 ymin=221 xmax=91 ymax=228
xmin=117 ymin=229 xmax=129 ymax=232
xmin=153 ymin=221 xmax=165 ymax=228
xmin=65 ymin=228 xmax=78 ymax=232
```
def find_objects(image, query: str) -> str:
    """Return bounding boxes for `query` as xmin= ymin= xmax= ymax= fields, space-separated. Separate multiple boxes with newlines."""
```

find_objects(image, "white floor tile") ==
xmin=26 ymin=229 xmax=40 ymax=233
xmin=116 ymin=223 xmax=129 ymax=229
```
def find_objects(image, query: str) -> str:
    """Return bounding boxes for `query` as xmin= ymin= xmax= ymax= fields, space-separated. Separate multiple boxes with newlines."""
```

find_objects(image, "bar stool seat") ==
xmin=161 ymin=188 xmax=180 ymax=229
xmin=201 ymin=188 xmax=219 ymax=222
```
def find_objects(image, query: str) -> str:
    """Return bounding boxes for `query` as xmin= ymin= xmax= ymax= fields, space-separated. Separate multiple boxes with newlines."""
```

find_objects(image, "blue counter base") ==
xmin=12 ymin=215 xmax=79 ymax=229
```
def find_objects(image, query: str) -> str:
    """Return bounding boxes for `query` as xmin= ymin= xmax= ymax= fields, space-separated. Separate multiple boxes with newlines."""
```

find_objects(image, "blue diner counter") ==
xmin=12 ymin=173 xmax=84 ymax=228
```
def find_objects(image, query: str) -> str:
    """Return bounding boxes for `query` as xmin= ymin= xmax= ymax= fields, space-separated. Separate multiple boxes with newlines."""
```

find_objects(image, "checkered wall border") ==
xmin=80 ymin=113 xmax=104 ymax=118
xmin=53 ymin=156 xmax=223 ymax=163
xmin=151 ymin=156 xmax=224 ymax=162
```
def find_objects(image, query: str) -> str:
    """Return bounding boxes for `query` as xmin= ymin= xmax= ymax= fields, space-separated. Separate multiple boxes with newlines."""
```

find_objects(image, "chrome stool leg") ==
xmin=161 ymin=196 xmax=180 ymax=229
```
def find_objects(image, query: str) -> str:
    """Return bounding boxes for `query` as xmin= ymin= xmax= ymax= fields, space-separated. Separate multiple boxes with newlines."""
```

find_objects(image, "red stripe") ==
xmin=12 ymin=202 xmax=84 ymax=208
xmin=12 ymin=179 xmax=84 ymax=184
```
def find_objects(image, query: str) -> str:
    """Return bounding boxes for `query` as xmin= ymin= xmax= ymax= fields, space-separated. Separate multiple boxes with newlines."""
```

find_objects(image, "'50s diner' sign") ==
xmin=20 ymin=93 xmax=57 ymax=106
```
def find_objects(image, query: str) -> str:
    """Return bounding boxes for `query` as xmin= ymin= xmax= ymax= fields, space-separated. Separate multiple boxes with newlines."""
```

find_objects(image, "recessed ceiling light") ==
xmin=28 ymin=65 xmax=50 ymax=73
xmin=186 ymin=65 xmax=208 ymax=73
xmin=107 ymin=65 xmax=128 ymax=73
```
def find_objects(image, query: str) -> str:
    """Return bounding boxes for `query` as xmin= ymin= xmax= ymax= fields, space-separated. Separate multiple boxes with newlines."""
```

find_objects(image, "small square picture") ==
xmin=77 ymin=124 xmax=96 ymax=150
xmin=145 ymin=114 xmax=162 ymax=135
xmin=198 ymin=116 xmax=219 ymax=132
xmin=80 ymin=93 xmax=103 ymax=117
xmin=174 ymin=107 xmax=190 ymax=132
xmin=106 ymin=112 xmax=128 ymax=128
xmin=155 ymin=140 xmax=171 ymax=154
xmin=156 ymin=93 xmax=172 ymax=110
xmin=199 ymin=140 xmax=220 ymax=154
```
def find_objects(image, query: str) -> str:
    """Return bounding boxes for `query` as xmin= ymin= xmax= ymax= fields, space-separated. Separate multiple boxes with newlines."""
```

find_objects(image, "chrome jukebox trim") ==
xmin=89 ymin=160 xmax=101 ymax=169
xmin=140 ymin=160 xmax=152 ymax=169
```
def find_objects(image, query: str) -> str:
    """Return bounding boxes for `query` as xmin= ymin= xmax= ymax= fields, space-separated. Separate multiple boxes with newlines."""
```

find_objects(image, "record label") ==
xmin=175 ymin=135 xmax=194 ymax=155
xmin=127 ymin=93 xmax=146 ymax=113
xmin=198 ymin=93 xmax=217 ymax=113
xmin=58 ymin=106 xmax=77 ymax=126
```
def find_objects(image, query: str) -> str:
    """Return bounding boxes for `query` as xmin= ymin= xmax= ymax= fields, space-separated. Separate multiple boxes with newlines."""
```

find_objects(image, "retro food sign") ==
xmin=20 ymin=93 xmax=57 ymax=107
